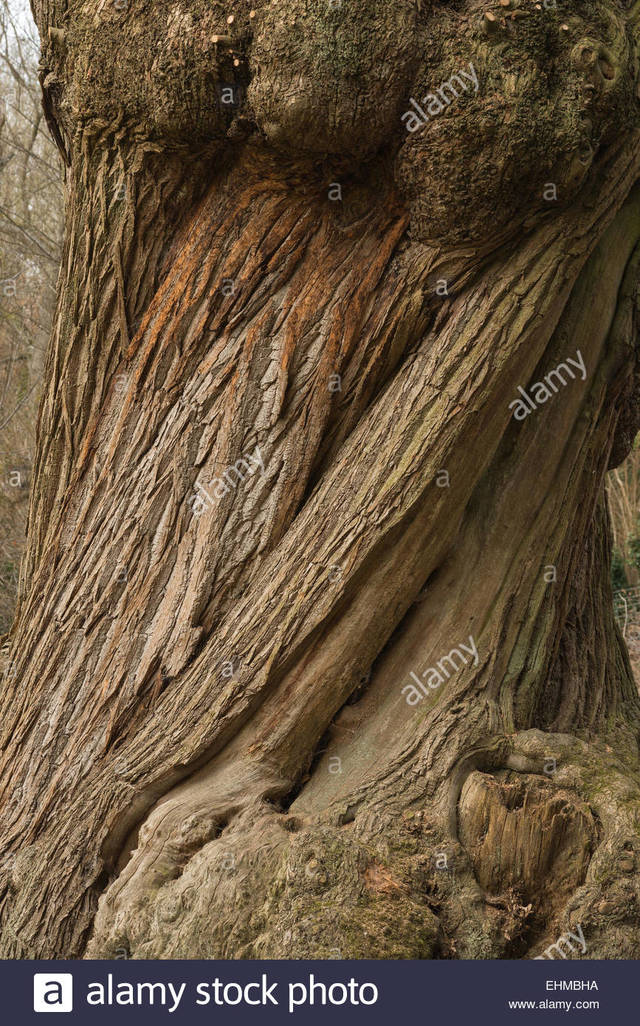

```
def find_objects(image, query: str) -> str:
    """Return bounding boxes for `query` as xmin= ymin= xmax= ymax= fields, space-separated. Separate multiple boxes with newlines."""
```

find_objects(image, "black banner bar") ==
xmin=10 ymin=958 xmax=627 ymax=1024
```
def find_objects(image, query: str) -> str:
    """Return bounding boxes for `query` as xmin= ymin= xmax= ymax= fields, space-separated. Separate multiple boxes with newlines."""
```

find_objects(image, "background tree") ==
xmin=0 ymin=0 xmax=62 ymax=633
xmin=1 ymin=0 xmax=640 ymax=960
xmin=609 ymin=437 xmax=640 ymax=583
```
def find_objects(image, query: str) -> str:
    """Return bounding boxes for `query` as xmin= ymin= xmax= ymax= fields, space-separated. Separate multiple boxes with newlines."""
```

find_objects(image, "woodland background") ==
xmin=0 ymin=0 xmax=639 ymax=667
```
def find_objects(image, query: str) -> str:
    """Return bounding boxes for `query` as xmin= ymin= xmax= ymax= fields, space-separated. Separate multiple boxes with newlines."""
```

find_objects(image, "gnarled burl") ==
xmin=1 ymin=0 xmax=640 ymax=959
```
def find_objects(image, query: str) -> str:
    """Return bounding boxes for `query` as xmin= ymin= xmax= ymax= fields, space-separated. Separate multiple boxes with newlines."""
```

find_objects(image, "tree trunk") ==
xmin=1 ymin=0 xmax=640 ymax=960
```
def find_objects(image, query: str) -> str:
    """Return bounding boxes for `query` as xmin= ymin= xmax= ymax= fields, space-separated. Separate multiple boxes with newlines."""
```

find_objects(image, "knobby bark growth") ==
xmin=1 ymin=0 xmax=640 ymax=959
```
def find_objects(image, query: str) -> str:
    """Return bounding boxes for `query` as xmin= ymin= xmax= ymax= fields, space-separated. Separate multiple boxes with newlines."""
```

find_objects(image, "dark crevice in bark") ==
xmin=278 ymin=729 xmax=333 ymax=814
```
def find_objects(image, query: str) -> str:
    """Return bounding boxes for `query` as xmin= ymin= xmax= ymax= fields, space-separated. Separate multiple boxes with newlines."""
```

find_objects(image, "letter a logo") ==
xmin=33 ymin=974 xmax=73 ymax=1012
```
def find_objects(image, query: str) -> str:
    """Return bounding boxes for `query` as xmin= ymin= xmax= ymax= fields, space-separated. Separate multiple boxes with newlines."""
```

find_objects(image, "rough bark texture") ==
xmin=1 ymin=0 xmax=640 ymax=959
